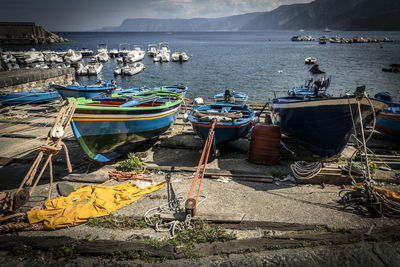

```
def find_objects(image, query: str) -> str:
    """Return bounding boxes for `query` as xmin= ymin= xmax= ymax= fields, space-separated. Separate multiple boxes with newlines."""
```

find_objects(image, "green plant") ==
xmin=270 ymin=168 xmax=286 ymax=179
xmin=110 ymin=234 xmax=117 ymax=240
xmin=88 ymin=215 xmax=148 ymax=229
xmin=117 ymin=152 xmax=145 ymax=172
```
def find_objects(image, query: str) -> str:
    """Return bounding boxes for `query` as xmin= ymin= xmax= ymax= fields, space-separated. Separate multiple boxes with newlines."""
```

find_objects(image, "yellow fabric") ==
xmin=373 ymin=186 xmax=400 ymax=202
xmin=355 ymin=182 xmax=400 ymax=203
xmin=27 ymin=181 xmax=166 ymax=229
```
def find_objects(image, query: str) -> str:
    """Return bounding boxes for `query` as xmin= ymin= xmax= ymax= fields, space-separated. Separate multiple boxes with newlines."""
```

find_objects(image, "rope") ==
xmin=13 ymin=100 xmax=77 ymax=208
xmin=0 ymin=222 xmax=42 ymax=232
xmin=290 ymin=161 xmax=322 ymax=180
xmin=186 ymin=119 xmax=217 ymax=215
xmin=100 ymin=170 xmax=154 ymax=185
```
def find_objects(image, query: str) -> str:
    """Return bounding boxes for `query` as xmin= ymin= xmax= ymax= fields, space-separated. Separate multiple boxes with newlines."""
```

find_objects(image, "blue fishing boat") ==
xmin=50 ymin=82 xmax=119 ymax=100
xmin=68 ymin=91 xmax=182 ymax=162
xmin=269 ymin=87 xmax=387 ymax=158
xmin=188 ymin=90 xmax=255 ymax=144
xmin=0 ymin=90 xmax=59 ymax=104
xmin=374 ymin=92 xmax=400 ymax=140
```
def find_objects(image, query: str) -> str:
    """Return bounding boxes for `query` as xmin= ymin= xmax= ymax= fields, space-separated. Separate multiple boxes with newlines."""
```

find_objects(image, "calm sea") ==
xmin=3 ymin=31 xmax=400 ymax=101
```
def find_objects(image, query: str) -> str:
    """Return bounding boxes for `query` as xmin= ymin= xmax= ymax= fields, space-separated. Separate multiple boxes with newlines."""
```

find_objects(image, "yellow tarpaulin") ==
xmin=27 ymin=181 xmax=166 ymax=229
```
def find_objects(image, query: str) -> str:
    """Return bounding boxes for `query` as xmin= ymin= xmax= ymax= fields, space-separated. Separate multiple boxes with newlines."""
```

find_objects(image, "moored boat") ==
xmin=305 ymin=57 xmax=317 ymax=64
xmin=0 ymin=90 xmax=59 ymax=104
xmin=269 ymin=87 xmax=388 ymax=158
xmin=188 ymin=90 xmax=255 ymax=145
xmin=68 ymin=91 xmax=183 ymax=162
xmin=50 ymin=82 xmax=119 ymax=99
xmin=171 ymin=51 xmax=189 ymax=62
xmin=374 ymin=92 xmax=400 ymax=140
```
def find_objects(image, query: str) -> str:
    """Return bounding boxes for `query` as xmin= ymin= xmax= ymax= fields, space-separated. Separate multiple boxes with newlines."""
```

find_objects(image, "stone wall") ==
xmin=0 ymin=22 xmax=70 ymax=45
xmin=0 ymin=68 xmax=75 ymax=92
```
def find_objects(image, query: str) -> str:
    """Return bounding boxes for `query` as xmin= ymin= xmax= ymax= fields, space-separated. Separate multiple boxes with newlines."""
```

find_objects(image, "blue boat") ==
xmin=68 ymin=91 xmax=183 ymax=162
xmin=374 ymin=92 xmax=400 ymax=140
xmin=188 ymin=90 xmax=255 ymax=144
xmin=0 ymin=90 xmax=60 ymax=104
xmin=50 ymin=82 xmax=119 ymax=100
xmin=287 ymin=77 xmax=331 ymax=98
xmin=269 ymin=88 xmax=387 ymax=158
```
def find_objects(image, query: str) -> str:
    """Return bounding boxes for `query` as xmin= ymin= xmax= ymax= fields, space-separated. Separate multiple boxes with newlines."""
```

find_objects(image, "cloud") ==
xmin=0 ymin=0 xmax=313 ymax=31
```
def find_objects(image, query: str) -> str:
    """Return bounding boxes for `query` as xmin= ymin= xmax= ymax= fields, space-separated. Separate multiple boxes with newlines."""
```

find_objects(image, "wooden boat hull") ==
xmin=70 ymin=99 xmax=181 ymax=162
xmin=376 ymin=111 xmax=400 ymax=140
xmin=270 ymin=96 xmax=387 ymax=158
xmin=0 ymin=91 xmax=59 ymax=104
xmin=188 ymin=102 xmax=255 ymax=144
xmin=51 ymin=84 xmax=118 ymax=100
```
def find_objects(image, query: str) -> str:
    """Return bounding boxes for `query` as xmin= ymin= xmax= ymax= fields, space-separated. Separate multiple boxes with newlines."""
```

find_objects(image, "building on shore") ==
xmin=0 ymin=22 xmax=70 ymax=45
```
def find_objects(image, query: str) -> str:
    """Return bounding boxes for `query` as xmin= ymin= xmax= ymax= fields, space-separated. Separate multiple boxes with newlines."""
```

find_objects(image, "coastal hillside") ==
xmin=99 ymin=0 xmax=400 ymax=31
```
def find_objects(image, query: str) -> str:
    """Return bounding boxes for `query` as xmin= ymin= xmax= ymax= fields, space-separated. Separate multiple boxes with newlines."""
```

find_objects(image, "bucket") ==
xmin=248 ymin=123 xmax=281 ymax=165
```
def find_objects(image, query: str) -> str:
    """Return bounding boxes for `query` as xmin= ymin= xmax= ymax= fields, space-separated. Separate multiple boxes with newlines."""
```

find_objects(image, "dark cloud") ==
xmin=0 ymin=0 xmax=312 ymax=31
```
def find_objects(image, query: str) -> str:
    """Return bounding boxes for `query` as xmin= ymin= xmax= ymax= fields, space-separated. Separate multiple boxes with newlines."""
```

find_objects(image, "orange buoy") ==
xmin=249 ymin=123 xmax=281 ymax=165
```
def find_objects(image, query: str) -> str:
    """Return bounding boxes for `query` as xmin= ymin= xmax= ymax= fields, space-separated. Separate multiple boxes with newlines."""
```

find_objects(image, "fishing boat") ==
xmin=188 ymin=90 xmax=255 ymax=145
xmin=374 ymin=92 xmax=400 ymax=140
xmin=171 ymin=51 xmax=189 ymax=62
xmin=287 ymin=77 xmax=331 ymax=98
xmin=305 ymin=57 xmax=317 ymax=64
xmin=269 ymin=87 xmax=388 ymax=158
xmin=158 ymin=85 xmax=188 ymax=96
xmin=0 ymin=90 xmax=59 ymax=105
xmin=50 ymin=82 xmax=119 ymax=99
xmin=68 ymin=91 xmax=183 ymax=162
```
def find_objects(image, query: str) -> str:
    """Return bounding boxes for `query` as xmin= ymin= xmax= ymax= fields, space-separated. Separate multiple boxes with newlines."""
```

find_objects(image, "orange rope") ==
xmin=187 ymin=119 xmax=217 ymax=213
xmin=100 ymin=170 xmax=154 ymax=185
xmin=14 ymin=100 xmax=77 ymax=206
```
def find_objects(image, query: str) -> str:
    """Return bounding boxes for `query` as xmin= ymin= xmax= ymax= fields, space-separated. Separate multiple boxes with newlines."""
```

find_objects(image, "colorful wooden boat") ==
xmin=0 ymin=90 xmax=59 ymax=104
xmin=50 ymin=82 xmax=119 ymax=100
xmin=287 ymin=77 xmax=331 ymax=98
xmin=374 ymin=92 xmax=400 ymax=140
xmin=188 ymin=91 xmax=255 ymax=144
xmin=269 ymin=89 xmax=387 ymax=158
xmin=68 ymin=91 xmax=182 ymax=162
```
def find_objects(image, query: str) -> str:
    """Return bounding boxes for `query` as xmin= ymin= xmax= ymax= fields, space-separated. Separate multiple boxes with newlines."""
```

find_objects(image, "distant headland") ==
xmin=98 ymin=0 xmax=400 ymax=32
xmin=0 ymin=22 xmax=71 ymax=45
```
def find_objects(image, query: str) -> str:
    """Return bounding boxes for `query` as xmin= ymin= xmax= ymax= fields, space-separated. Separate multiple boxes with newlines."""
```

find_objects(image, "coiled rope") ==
xmin=290 ymin=161 xmax=322 ymax=180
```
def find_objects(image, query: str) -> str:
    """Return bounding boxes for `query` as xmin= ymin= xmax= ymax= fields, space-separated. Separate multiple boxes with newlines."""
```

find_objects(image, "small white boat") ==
xmin=118 ymin=43 xmax=131 ymax=57
xmin=303 ymin=35 xmax=315 ymax=41
xmin=153 ymin=43 xmax=170 ymax=62
xmin=171 ymin=51 xmax=189 ymax=62
xmin=75 ymin=62 xmax=85 ymax=75
xmin=33 ymin=63 xmax=49 ymax=69
xmin=83 ymin=57 xmax=103 ymax=75
xmin=116 ymin=57 xmax=124 ymax=64
xmin=147 ymin=44 xmax=158 ymax=57
xmin=122 ymin=62 xmax=145 ymax=76
xmin=305 ymin=57 xmax=317 ymax=64
xmin=2 ymin=54 xmax=16 ymax=63
xmin=22 ymin=51 xmax=44 ymax=64
xmin=108 ymin=48 xmax=119 ymax=57
xmin=114 ymin=66 xmax=123 ymax=75
xmin=96 ymin=51 xmax=109 ymax=62
xmin=97 ymin=43 xmax=108 ymax=54
xmin=44 ymin=53 xmax=62 ymax=62
xmin=64 ymin=49 xmax=82 ymax=63
xmin=126 ymin=50 xmax=144 ymax=63
xmin=80 ymin=48 xmax=93 ymax=56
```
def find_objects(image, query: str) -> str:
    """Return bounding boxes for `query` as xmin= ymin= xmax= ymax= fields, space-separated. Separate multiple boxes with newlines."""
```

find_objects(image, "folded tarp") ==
xmin=27 ymin=181 xmax=166 ymax=229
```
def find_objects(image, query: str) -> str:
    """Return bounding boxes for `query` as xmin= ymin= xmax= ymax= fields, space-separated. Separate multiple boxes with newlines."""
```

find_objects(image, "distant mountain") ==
xmin=99 ymin=13 xmax=261 ymax=32
xmin=98 ymin=0 xmax=400 ymax=31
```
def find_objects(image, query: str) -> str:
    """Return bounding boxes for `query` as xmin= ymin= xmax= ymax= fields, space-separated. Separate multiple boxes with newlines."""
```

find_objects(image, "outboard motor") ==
xmin=179 ymin=55 xmax=183 ymax=62
xmin=224 ymin=89 xmax=233 ymax=102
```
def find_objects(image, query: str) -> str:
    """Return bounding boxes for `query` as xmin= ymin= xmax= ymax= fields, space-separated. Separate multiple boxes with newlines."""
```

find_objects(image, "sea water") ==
xmin=4 ymin=31 xmax=400 ymax=101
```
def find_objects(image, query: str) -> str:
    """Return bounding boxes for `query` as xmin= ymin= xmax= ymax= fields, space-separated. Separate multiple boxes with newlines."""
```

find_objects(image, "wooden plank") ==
xmin=0 ymin=157 xmax=14 ymax=166
xmin=61 ymin=173 xmax=109 ymax=183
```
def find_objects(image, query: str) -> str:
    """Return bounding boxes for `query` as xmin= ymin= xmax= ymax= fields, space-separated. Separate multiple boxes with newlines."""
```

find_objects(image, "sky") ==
xmin=0 ymin=0 xmax=313 ymax=31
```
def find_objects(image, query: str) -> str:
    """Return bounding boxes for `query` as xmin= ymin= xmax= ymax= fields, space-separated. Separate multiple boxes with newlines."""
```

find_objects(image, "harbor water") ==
xmin=2 ymin=31 xmax=400 ymax=101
